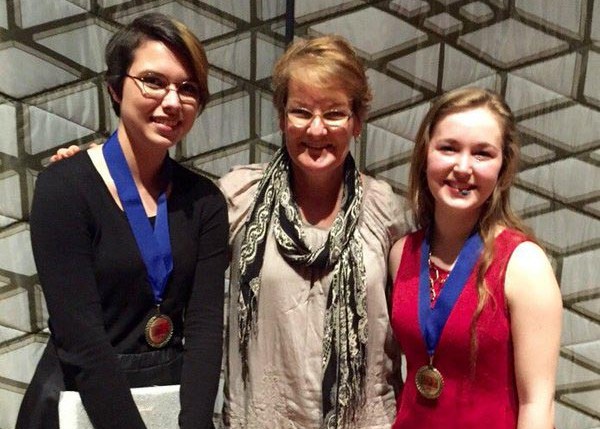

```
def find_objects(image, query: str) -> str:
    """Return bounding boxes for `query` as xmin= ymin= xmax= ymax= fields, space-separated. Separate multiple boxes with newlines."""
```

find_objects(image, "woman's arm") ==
xmin=179 ymin=186 xmax=229 ymax=429
xmin=388 ymin=236 xmax=407 ymax=281
xmin=505 ymin=241 xmax=562 ymax=429
xmin=30 ymin=163 xmax=146 ymax=429
xmin=387 ymin=236 xmax=407 ymax=399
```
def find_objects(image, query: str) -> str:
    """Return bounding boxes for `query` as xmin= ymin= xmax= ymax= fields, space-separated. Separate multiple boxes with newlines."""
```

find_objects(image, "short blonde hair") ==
xmin=272 ymin=35 xmax=372 ymax=120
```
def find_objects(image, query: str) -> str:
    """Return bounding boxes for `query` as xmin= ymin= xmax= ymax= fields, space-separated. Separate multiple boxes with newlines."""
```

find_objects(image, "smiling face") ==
xmin=281 ymin=76 xmax=362 ymax=180
xmin=112 ymin=40 xmax=200 ymax=152
xmin=426 ymin=107 xmax=504 ymax=221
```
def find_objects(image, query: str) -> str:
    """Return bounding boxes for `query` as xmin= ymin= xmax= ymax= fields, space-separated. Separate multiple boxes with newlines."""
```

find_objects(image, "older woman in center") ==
xmin=219 ymin=36 xmax=408 ymax=428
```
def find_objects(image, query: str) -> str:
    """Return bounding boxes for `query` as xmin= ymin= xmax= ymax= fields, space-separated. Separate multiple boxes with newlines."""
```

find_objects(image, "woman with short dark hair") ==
xmin=17 ymin=13 xmax=227 ymax=429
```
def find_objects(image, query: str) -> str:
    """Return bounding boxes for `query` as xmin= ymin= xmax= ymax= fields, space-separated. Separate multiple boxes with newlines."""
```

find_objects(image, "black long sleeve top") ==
xmin=29 ymin=151 xmax=228 ymax=429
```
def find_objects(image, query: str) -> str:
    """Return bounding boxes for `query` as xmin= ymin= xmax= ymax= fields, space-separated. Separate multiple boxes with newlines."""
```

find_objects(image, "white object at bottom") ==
xmin=58 ymin=385 xmax=180 ymax=429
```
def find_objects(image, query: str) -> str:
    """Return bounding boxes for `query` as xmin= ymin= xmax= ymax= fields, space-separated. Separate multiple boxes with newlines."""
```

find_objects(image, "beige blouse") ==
xmin=218 ymin=164 xmax=409 ymax=429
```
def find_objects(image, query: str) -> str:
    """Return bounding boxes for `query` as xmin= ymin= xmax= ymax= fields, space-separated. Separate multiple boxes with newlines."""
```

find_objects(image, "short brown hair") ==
xmin=105 ymin=13 xmax=209 ymax=115
xmin=272 ymin=35 xmax=372 ymax=121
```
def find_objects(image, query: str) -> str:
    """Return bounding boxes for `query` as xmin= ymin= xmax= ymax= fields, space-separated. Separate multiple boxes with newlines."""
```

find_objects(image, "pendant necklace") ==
xmin=103 ymin=132 xmax=174 ymax=348
xmin=416 ymin=230 xmax=483 ymax=399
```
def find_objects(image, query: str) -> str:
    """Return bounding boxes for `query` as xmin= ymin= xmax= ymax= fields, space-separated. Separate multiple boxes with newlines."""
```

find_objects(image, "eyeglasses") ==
xmin=285 ymin=107 xmax=353 ymax=128
xmin=125 ymin=74 xmax=202 ymax=105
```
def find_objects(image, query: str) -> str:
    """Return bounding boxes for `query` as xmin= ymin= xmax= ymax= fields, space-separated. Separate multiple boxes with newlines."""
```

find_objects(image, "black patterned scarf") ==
xmin=237 ymin=147 xmax=367 ymax=428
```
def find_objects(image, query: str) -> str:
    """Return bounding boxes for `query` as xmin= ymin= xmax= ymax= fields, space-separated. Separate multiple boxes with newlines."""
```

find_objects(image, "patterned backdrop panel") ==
xmin=0 ymin=1 xmax=598 ymax=428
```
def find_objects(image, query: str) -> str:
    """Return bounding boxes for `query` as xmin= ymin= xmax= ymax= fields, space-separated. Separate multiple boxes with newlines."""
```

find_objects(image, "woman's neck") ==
xmin=117 ymin=127 xmax=168 ymax=196
xmin=430 ymin=208 xmax=480 ymax=270
xmin=291 ymin=166 xmax=344 ymax=228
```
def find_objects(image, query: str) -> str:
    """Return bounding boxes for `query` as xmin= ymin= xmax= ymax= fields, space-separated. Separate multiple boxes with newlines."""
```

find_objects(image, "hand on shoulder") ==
xmin=49 ymin=143 xmax=98 ymax=163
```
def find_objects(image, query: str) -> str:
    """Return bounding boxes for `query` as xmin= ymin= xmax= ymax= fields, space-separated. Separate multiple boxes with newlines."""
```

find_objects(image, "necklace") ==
xmin=417 ymin=231 xmax=483 ymax=399
xmin=428 ymin=253 xmax=449 ymax=304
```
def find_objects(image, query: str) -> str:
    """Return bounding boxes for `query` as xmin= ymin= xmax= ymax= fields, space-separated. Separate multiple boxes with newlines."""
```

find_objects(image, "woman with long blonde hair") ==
xmin=389 ymin=87 xmax=562 ymax=429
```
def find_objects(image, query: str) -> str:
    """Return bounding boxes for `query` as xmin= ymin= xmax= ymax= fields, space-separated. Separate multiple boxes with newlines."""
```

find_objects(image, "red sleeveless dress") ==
xmin=391 ymin=229 xmax=528 ymax=428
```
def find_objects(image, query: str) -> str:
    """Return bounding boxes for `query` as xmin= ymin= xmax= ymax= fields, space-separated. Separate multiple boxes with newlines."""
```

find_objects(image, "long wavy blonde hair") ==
xmin=409 ymin=87 xmax=535 ymax=366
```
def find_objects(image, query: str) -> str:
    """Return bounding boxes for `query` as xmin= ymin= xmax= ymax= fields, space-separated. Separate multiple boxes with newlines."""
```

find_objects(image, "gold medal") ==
xmin=145 ymin=312 xmax=174 ymax=348
xmin=415 ymin=361 xmax=444 ymax=399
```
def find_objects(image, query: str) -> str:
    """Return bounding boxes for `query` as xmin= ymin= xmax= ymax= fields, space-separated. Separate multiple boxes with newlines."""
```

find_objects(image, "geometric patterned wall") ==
xmin=0 ymin=1 xmax=598 ymax=428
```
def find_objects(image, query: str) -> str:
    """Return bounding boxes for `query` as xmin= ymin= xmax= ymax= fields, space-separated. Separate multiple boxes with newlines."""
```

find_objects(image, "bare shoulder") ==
xmin=505 ymin=241 xmax=561 ymax=307
xmin=389 ymin=235 xmax=408 ymax=279
xmin=507 ymin=241 xmax=552 ymax=275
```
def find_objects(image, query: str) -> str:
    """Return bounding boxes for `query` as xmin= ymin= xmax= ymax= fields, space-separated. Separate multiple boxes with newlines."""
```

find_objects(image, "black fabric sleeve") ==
xmin=179 ymin=186 xmax=228 ymax=429
xmin=29 ymin=164 xmax=147 ymax=429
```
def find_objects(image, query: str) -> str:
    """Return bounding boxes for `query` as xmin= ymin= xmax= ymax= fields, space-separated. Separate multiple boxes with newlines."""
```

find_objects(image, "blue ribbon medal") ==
xmin=103 ymin=132 xmax=174 ymax=348
xmin=415 ymin=230 xmax=483 ymax=399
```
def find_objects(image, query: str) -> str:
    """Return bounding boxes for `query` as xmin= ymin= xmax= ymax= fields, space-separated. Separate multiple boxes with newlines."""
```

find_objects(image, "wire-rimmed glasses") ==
xmin=285 ymin=107 xmax=353 ymax=128
xmin=125 ymin=74 xmax=202 ymax=105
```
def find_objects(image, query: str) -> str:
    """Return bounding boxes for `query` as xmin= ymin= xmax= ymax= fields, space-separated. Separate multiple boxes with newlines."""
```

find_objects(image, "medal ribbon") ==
xmin=418 ymin=231 xmax=483 ymax=358
xmin=103 ymin=132 xmax=173 ymax=305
